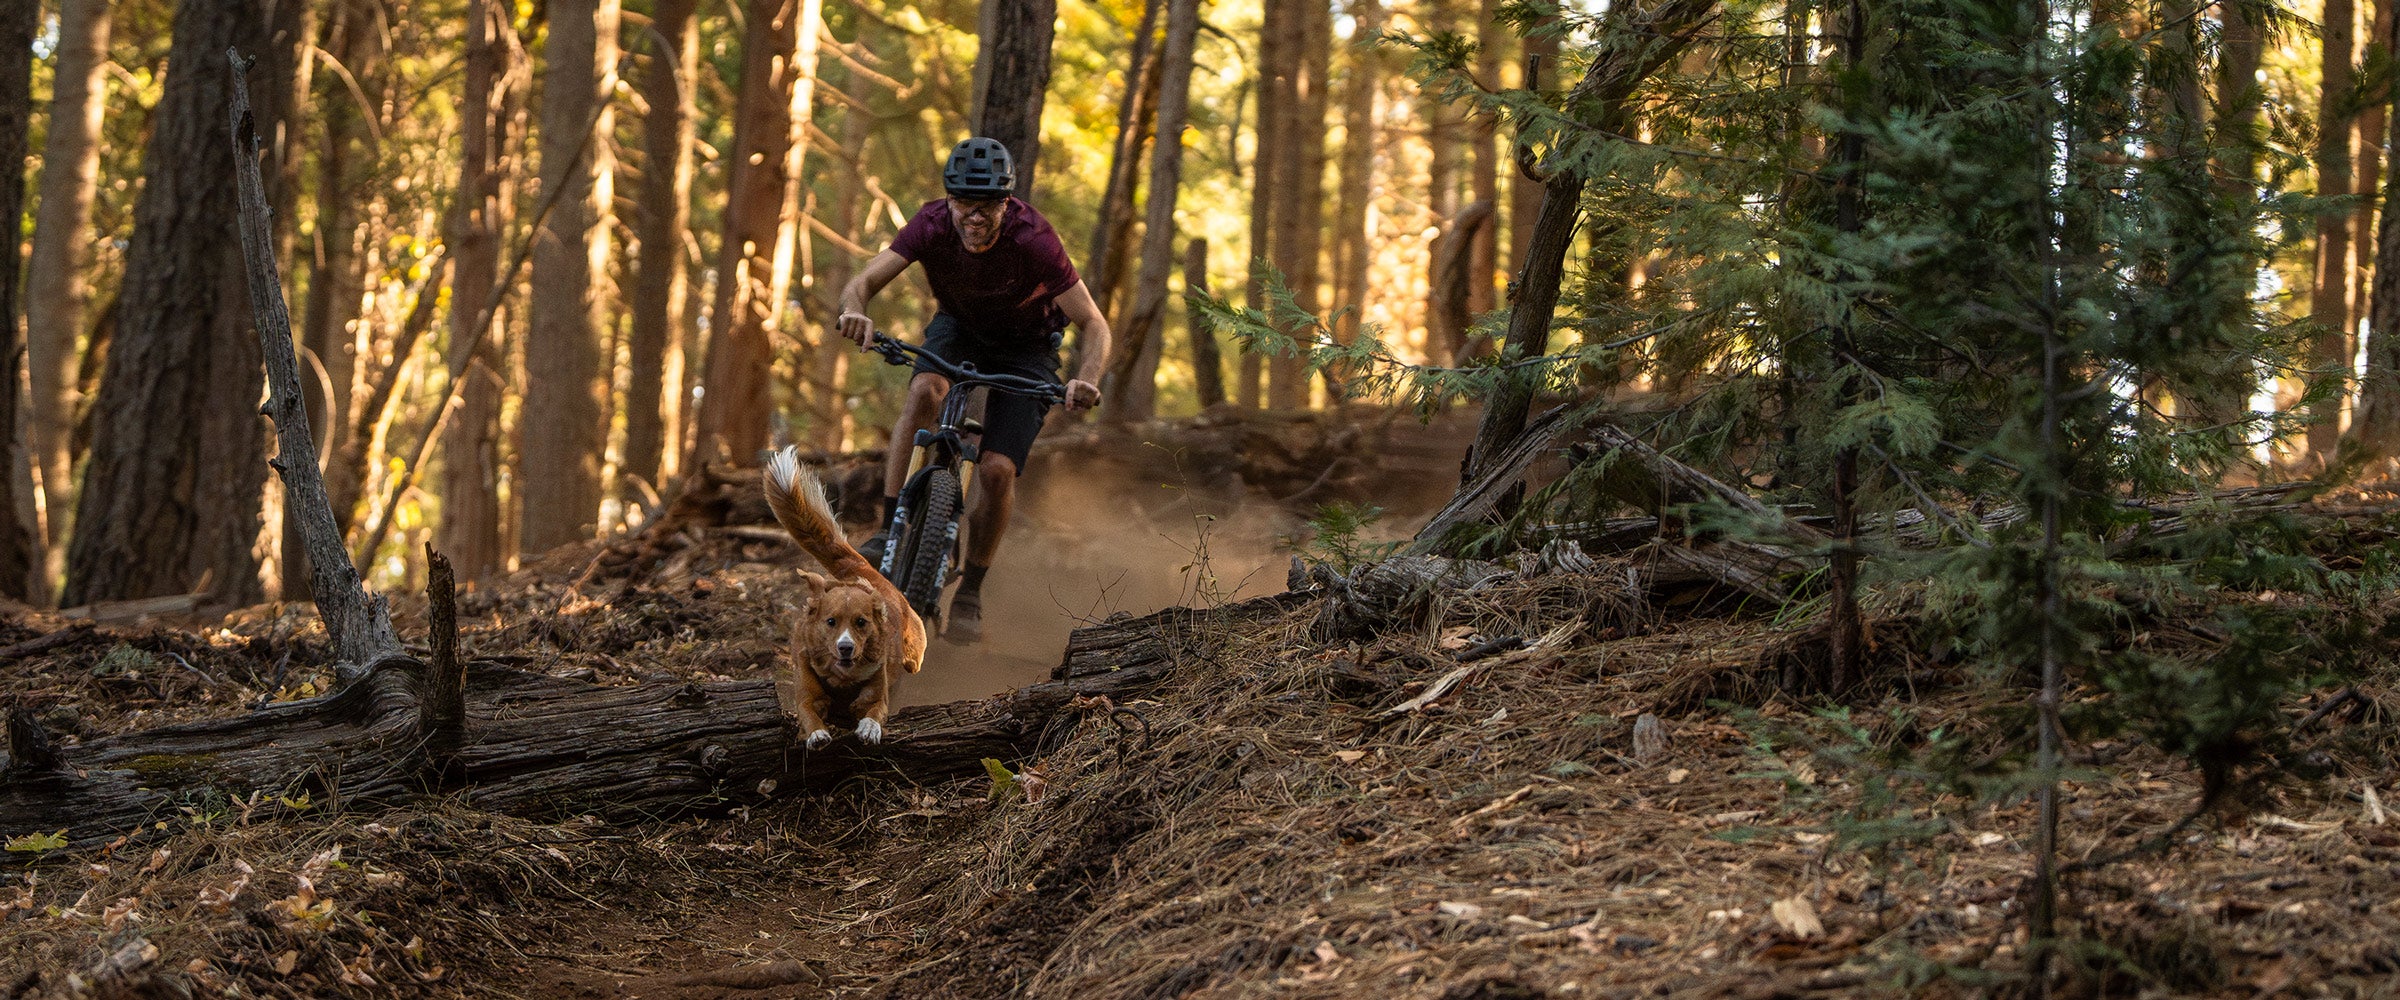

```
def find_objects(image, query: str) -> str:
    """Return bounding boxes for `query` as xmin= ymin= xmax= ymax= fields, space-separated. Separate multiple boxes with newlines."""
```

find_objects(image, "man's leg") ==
xmin=867 ymin=371 xmax=949 ymax=568
xmin=944 ymin=452 xmax=1015 ymax=642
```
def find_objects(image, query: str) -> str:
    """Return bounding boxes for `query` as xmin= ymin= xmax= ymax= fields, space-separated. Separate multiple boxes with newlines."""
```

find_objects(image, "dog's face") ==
xmin=797 ymin=571 xmax=889 ymax=684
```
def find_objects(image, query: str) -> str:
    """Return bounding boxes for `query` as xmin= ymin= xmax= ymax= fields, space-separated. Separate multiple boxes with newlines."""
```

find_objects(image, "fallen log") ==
xmin=0 ymin=592 xmax=1316 ymax=850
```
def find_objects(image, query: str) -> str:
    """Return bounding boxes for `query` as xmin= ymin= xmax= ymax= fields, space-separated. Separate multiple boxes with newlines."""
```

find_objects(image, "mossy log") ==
xmin=0 ymin=592 xmax=1315 ymax=850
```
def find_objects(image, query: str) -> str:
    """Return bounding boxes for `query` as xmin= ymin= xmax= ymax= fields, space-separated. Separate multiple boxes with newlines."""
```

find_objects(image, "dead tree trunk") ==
xmin=229 ymin=49 xmax=399 ymax=668
xmin=0 ymin=592 xmax=1312 ymax=849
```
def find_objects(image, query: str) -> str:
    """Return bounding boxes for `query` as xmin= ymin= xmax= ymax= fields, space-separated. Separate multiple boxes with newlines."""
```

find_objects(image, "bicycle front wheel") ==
xmin=891 ymin=467 xmax=961 ymax=619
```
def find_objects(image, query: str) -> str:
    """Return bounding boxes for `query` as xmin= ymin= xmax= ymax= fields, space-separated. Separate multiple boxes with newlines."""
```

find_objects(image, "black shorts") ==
xmin=913 ymin=313 xmax=1063 ymax=473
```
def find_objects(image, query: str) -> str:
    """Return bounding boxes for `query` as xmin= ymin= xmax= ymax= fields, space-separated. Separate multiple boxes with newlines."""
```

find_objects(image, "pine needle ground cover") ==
xmin=1 ymin=493 xmax=2398 ymax=999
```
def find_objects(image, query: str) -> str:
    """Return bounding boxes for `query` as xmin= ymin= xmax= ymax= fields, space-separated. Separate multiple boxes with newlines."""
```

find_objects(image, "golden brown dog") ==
xmin=763 ymin=447 xmax=926 ymax=748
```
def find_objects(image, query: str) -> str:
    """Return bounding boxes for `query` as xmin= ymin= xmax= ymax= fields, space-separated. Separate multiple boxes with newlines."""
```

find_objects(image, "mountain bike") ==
xmin=863 ymin=331 xmax=1066 ymax=622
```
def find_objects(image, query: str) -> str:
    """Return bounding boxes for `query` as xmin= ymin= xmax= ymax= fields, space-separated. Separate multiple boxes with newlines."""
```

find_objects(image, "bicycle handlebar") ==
xmin=866 ymin=332 xmax=1068 ymax=404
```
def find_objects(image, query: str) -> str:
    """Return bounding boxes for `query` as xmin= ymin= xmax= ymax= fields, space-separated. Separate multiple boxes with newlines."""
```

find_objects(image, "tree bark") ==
xmin=521 ymin=0 xmax=620 ymax=554
xmin=1429 ymin=202 xmax=1494 ymax=365
xmin=437 ymin=0 xmax=526 ymax=583
xmin=1240 ymin=0 xmax=1290 ymax=411
xmin=1188 ymin=238 xmax=1227 ymax=408
xmin=1264 ymin=0 xmax=1329 ymax=412
xmin=1508 ymin=11 xmax=1558 ymax=280
xmin=1465 ymin=0 xmax=1717 ymax=487
xmin=971 ymin=0 xmax=1058 ymax=199
xmin=229 ymin=53 xmax=399 ymax=667
xmin=624 ymin=0 xmax=701 ymax=507
xmin=24 ymin=0 xmax=111 ymax=591
xmin=2310 ymin=0 xmax=2360 ymax=466
xmin=1088 ymin=0 xmax=1167 ymax=326
xmin=0 ymin=0 xmax=37 ymax=602
xmin=698 ymin=0 xmax=815 ymax=468
xmin=0 ymin=592 xmax=1312 ymax=849
xmin=1103 ymin=0 xmax=1203 ymax=424
xmin=64 ymin=0 xmax=301 ymax=608
xmin=1468 ymin=0 xmax=1501 ymax=326
xmin=1330 ymin=0 xmax=1383 ymax=372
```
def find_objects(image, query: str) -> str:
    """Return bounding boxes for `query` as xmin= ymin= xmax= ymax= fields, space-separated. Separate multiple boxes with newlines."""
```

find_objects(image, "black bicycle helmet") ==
xmin=942 ymin=137 xmax=1015 ymax=198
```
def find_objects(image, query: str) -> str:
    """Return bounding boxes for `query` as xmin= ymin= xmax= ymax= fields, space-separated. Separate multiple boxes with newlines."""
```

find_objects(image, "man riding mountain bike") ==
xmin=835 ymin=137 xmax=1112 ymax=643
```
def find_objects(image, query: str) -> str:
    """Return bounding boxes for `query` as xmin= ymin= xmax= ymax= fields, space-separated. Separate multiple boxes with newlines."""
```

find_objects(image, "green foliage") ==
xmin=4 ymin=830 xmax=68 ymax=853
xmin=1284 ymin=501 xmax=1402 ymax=576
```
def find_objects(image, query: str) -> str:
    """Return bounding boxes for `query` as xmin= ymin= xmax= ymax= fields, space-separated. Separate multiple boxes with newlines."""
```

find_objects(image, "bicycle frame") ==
xmin=864 ymin=332 xmax=1066 ymax=599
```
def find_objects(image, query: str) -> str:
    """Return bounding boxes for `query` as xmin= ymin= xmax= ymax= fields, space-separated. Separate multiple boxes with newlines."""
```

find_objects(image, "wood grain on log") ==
xmin=0 ymin=593 xmax=1316 ymax=849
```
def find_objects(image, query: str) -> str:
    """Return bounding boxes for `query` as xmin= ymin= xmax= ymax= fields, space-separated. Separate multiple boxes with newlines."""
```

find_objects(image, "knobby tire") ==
xmin=893 ymin=467 xmax=961 ymax=619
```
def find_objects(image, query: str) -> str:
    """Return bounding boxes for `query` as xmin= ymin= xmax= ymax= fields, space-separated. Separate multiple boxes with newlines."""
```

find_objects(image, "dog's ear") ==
xmin=796 ymin=570 xmax=829 ymax=596
xmin=874 ymin=599 xmax=889 ymax=629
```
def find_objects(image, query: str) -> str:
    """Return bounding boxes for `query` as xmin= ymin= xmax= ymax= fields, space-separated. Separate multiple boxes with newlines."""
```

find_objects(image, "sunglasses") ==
xmin=949 ymin=198 xmax=1008 ymax=222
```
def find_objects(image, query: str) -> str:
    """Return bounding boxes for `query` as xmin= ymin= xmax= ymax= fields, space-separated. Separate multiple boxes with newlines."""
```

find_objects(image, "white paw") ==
xmin=856 ymin=718 xmax=885 ymax=745
xmin=805 ymin=729 xmax=833 ymax=750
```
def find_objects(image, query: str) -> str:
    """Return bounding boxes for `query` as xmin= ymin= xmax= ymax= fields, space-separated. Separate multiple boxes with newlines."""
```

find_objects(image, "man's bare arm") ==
xmin=1053 ymin=280 xmax=1112 ymax=412
xmin=836 ymin=251 xmax=912 ymax=347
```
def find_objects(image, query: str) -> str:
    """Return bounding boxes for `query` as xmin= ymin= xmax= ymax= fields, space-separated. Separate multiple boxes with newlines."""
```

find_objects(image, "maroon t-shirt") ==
xmin=888 ymin=198 xmax=1081 ymax=342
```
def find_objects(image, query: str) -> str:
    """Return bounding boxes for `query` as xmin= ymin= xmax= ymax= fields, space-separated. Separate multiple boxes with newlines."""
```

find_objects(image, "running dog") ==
xmin=763 ymin=447 xmax=926 ymax=748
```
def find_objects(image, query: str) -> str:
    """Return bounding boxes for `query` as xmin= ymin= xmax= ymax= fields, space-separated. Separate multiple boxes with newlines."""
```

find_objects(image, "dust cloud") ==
xmin=891 ymin=469 xmax=1310 ymax=707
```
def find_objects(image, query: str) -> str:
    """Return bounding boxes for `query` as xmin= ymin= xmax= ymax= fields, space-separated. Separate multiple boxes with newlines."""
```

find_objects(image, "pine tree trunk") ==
xmin=773 ymin=0 xmax=824 ymax=446
xmin=64 ymin=0 xmax=301 ymax=608
xmin=972 ymin=0 xmax=1057 ymax=199
xmin=2310 ymin=0 xmax=2360 ymax=466
xmin=1330 ymin=0 xmax=1382 ymax=372
xmin=436 ymin=0 xmax=523 ymax=583
xmin=1468 ymin=0 xmax=1501 ymax=326
xmin=1188 ymin=238 xmax=1226 ymax=407
xmin=0 ymin=0 xmax=37 ymax=601
xmin=1508 ymin=11 xmax=1558 ymax=280
xmin=699 ymin=0 xmax=809 ymax=468
xmin=24 ymin=0 xmax=109 ymax=593
xmin=1266 ymin=0 xmax=1326 ymax=411
xmin=2360 ymin=4 xmax=2400 ymax=457
xmin=1465 ymin=0 xmax=1717 ymax=486
xmin=521 ymin=0 xmax=619 ymax=556
xmin=625 ymin=0 xmax=700 ymax=504
xmin=1241 ymin=0 xmax=1290 ymax=411
xmin=1102 ymin=0 xmax=1202 ymax=424
xmin=1421 ymin=0 xmax=1464 ymax=364
xmin=1088 ymin=0 xmax=1166 ymax=326
xmin=2359 ymin=0 xmax=2393 ymax=341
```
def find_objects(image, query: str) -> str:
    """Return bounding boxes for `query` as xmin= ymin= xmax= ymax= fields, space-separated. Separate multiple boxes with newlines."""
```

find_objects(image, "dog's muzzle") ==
xmin=835 ymin=629 xmax=857 ymax=668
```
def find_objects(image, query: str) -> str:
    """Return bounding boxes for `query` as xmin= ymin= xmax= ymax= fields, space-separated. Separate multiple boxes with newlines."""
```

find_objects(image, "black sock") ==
xmin=879 ymin=495 xmax=899 ymax=528
xmin=958 ymin=563 xmax=990 ymax=597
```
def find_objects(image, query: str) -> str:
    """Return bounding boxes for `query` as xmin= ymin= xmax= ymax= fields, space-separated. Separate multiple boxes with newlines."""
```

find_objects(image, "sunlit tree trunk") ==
xmin=1241 ymin=0 xmax=1292 ymax=410
xmin=1330 ymin=0 xmax=1383 ymax=376
xmin=24 ymin=0 xmax=109 ymax=593
xmin=1104 ymin=0 xmax=1202 ymax=424
xmin=521 ymin=0 xmax=619 ymax=555
xmin=1267 ymin=0 xmax=1327 ymax=411
xmin=439 ymin=0 xmax=526 ymax=582
xmin=2358 ymin=0 xmax=2393 ymax=344
xmin=1468 ymin=0 xmax=1500 ymax=327
xmin=625 ymin=0 xmax=699 ymax=500
xmin=1088 ymin=0 xmax=1165 ymax=325
xmin=65 ymin=0 xmax=301 ymax=607
xmin=2309 ymin=0 xmax=2360 ymax=465
xmin=699 ymin=0 xmax=817 ymax=466
xmin=972 ymin=0 xmax=1056 ymax=198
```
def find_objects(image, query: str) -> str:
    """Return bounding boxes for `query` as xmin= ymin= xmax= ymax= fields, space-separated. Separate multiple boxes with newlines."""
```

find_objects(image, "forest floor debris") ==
xmin=3 ymin=485 xmax=2399 ymax=998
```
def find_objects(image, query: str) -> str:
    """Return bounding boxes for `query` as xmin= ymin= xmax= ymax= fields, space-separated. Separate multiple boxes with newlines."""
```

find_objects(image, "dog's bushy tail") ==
xmin=765 ymin=446 xmax=868 ymax=574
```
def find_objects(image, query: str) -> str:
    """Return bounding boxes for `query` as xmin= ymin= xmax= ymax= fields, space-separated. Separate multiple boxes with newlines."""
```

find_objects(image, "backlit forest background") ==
xmin=0 ymin=0 xmax=2390 ymax=611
